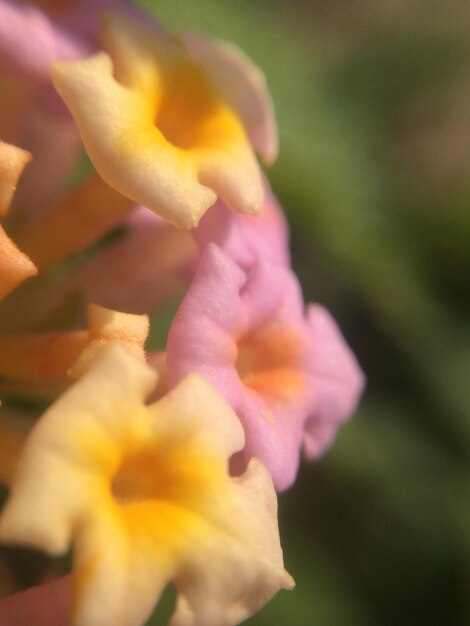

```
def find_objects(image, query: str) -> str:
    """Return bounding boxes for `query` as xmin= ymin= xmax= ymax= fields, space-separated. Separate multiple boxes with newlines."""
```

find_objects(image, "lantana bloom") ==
xmin=51 ymin=12 xmax=276 ymax=228
xmin=167 ymin=244 xmax=365 ymax=491
xmin=0 ymin=344 xmax=293 ymax=626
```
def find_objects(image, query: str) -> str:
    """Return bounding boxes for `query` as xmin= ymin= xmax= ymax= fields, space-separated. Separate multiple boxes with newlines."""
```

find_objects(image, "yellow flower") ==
xmin=0 ymin=344 xmax=293 ymax=626
xmin=51 ymin=13 xmax=277 ymax=229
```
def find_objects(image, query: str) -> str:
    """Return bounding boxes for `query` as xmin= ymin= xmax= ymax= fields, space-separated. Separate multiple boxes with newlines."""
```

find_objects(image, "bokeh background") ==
xmin=1 ymin=1 xmax=469 ymax=624
xmin=138 ymin=1 xmax=470 ymax=624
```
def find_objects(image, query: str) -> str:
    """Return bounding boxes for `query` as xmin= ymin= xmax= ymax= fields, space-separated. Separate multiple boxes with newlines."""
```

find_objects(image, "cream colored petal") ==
xmin=72 ymin=508 xmax=171 ymax=626
xmin=68 ymin=303 xmax=149 ymax=378
xmin=182 ymin=33 xmax=278 ymax=165
xmin=99 ymin=11 xmax=175 ymax=96
xmin=196 ymin=143 xmax=263 ymax=216
xmin=148 ymin=373 xmax=245 ymax=463
xmin=0 ymin=345 xmax=157 ymax=554
xmin=51 ymin=52 xmax=216 ymax=229
xmin=171 ymin=459 xmax=294 ymax=626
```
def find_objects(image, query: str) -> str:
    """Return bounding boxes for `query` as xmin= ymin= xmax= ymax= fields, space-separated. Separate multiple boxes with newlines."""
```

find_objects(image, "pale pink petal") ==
xmin=167 ymin=245 xmax=311 ymax=491
xmin=71 ymin=207 xmax=197 ymax=314
xmin=168 ymin=245 xmax=364 ymax=491
xmin=194 ymin=178 xmax=290 ymax=269
xmin=8 ymin=103 xmax=82 ymax=219
xmin=167 ymin=244 xmax=248 ymax=410
xmin=0 ymin=0 xmax=161 ymax=81
xmin=0 ymin=0 xmax=93 ymax=81
xmin=302 ymin=305 xmax=366 ymax=459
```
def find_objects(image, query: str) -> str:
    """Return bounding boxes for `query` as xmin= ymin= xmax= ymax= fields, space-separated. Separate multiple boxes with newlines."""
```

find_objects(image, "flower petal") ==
xmin=182 ymin=32 xmax=278 ymax=164
xmin=69 ymin=207 xmax=196 ymax=314
xmin=303 ymin=305 xmax=365 ymax=459
xmin=0 ymin=0 xmax=159 ymax=81
xmin=0 ymin=0 xmax=92 ymax=81
xmin=194 ymin=178 xmax=290 ymax=269
xmin=171 ymin=459 xmax=294 ymax=626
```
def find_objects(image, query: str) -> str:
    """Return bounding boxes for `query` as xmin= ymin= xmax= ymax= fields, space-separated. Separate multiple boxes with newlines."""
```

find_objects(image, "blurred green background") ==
xmin=136 ymin=1 xmax=470 ymax=624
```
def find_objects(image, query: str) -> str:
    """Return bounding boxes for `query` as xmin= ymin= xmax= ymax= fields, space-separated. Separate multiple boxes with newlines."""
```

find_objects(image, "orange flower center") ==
xmin=236 ymin=319 xmax=306 ymax=406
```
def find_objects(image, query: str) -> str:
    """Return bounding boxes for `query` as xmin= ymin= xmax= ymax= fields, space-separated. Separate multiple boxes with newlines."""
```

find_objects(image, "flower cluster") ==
xmin=0 ymin=2 xmax=364 ymax=625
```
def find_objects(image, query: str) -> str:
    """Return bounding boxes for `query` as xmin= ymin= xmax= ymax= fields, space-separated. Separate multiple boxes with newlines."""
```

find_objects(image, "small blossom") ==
xmin=0 ymin=344 xmax=293 ymax=626
xmin=51 ymin=13 xmax=276 ymax=228
xmin=167 ymin=244 xmax=364 ymax=491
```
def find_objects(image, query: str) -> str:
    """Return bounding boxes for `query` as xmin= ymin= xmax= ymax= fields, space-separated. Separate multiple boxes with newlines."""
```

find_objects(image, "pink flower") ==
xmin=167 ymin=244 xmax=364 ymax=491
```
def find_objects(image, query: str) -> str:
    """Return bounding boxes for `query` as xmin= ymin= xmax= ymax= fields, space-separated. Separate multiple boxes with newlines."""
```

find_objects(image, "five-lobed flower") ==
xmin=167 ymin=244 xmax=364 ymax=491
xmin=0 ymin=345 xmax=293 ymax=626
xmin=51 ymin=12 xmax=276 ymax=228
